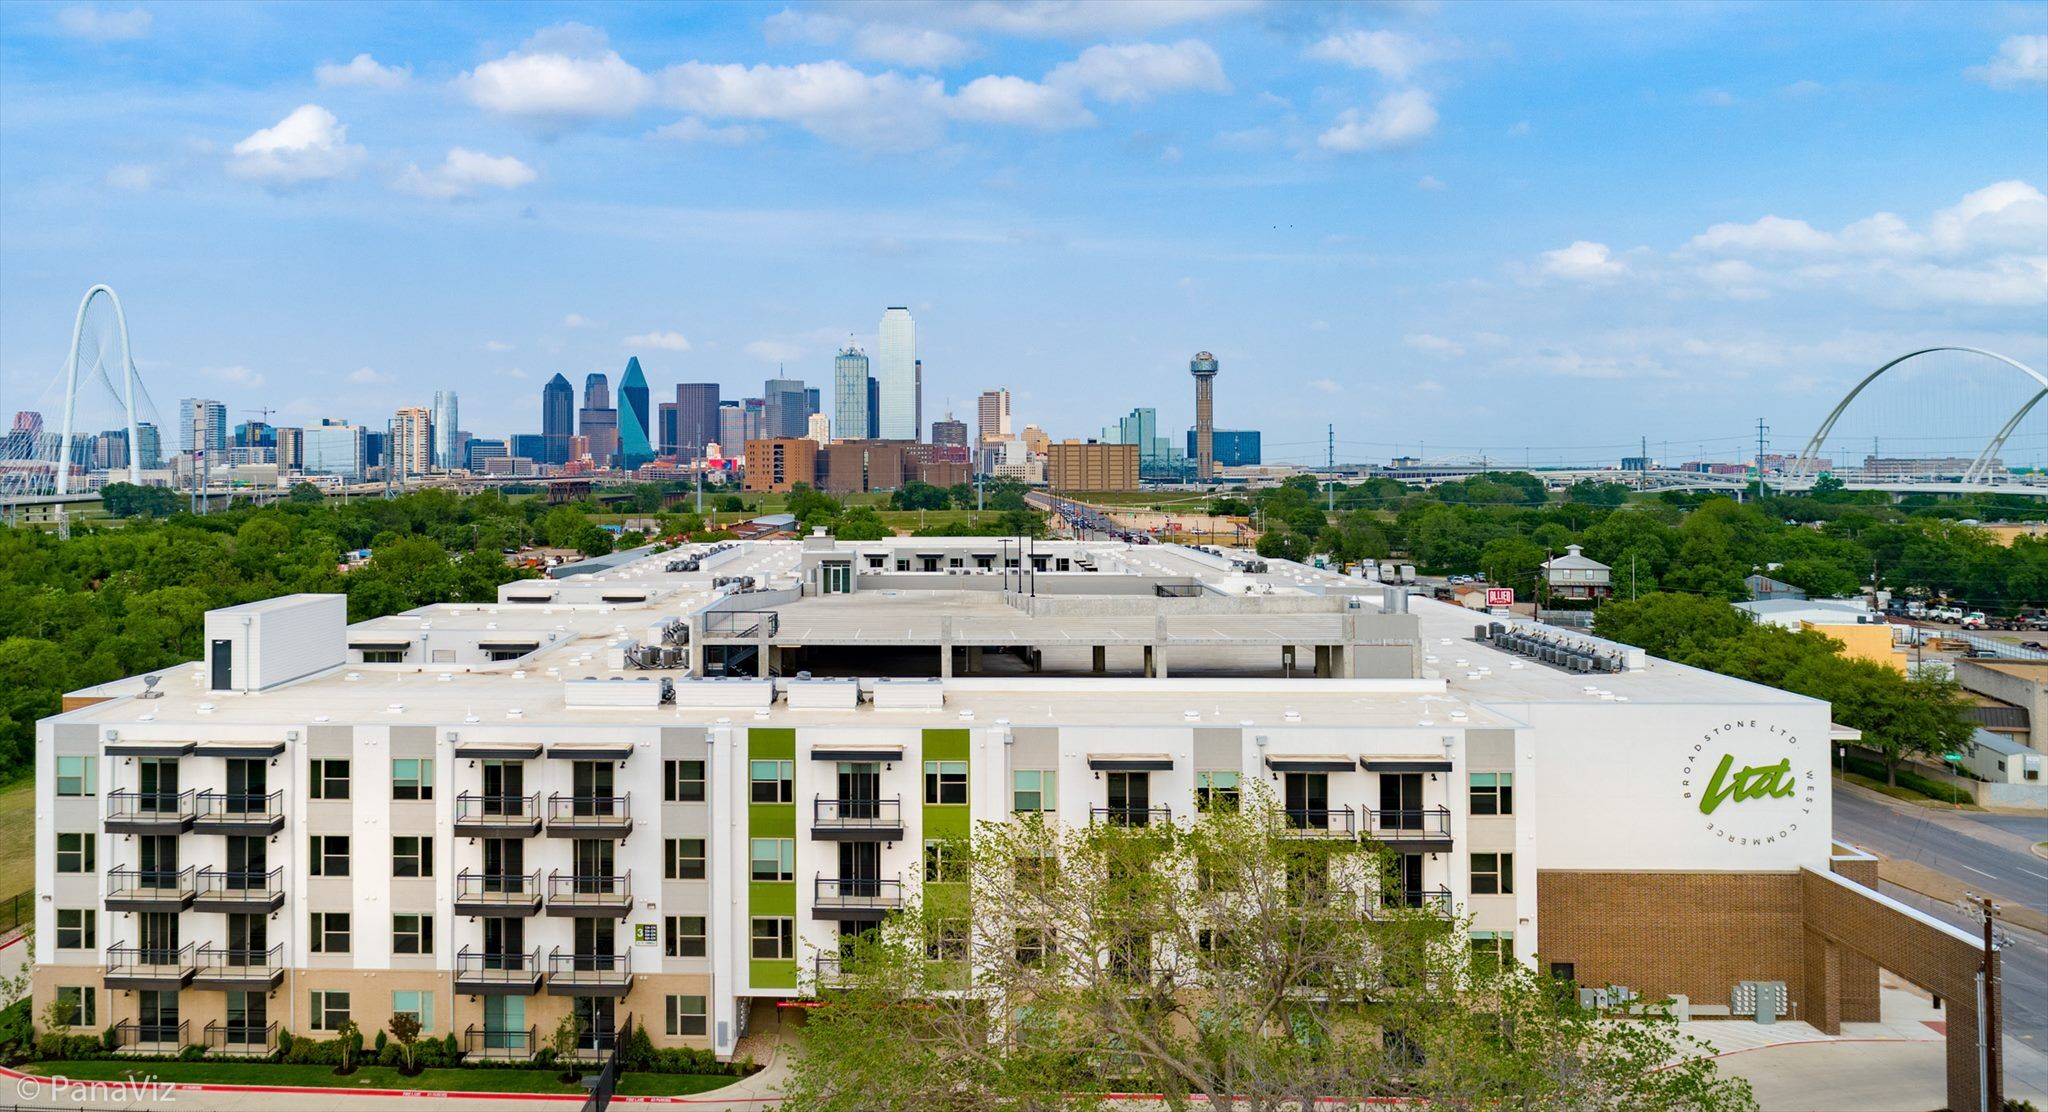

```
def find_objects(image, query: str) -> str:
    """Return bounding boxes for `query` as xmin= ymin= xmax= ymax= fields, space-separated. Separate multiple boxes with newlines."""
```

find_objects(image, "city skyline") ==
xmin=0 ymin=3 xmax=2041 ymax=464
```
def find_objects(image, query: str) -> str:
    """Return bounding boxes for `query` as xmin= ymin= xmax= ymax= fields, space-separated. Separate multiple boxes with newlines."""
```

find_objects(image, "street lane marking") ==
xmin=2022 ymin=869 xmax=2048 ymax=883
xmin=1959 ymin=864 xmax=1997 ymax=878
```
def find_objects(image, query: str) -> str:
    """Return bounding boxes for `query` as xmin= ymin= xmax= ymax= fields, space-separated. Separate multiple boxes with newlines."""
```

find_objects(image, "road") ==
xmin=1833 ymin=784 xmax=2048 ymax=1046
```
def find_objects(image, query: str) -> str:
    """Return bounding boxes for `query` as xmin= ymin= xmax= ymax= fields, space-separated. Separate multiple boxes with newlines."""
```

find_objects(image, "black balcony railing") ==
xmin=107 ymin=943 xmax=196 ymax=976
xmin=1281 ymin=806 xmax=1357 ymax=837
xmin=1373 ymin=886 xmax=1455 ymax=916
xmin=1090 ymin=805 xmax=1172 ymax=827
xmin=813 ymin=797 xmax=903 ymax=831
xmin=814 ymin=951 xmax=847 ymax=988
xmin=107 ymin=867 xmax=196 ymax=903
xmin=454 ymin=947 xmax=543 ymax=988
xmin=704 ymin=610 xmax=779 ymax=638
xmin=813 ymin=875 xmax=905 ymax=908
xmin=194 ymin=790 xmax=284 ymax=827
xmin=455 ymin=869 xmax=543 ymax=908
xmin=546 ymin=948 xmax=632 ymax=993
xmin=203 ymin=1020 xmax=276 ymax=1053
xmin=106 ymin=790 xmax=196 ymax=830
xmin=455 ymin=791 xmax=541 ymax=830
xmin=114 ymin=1020 xmax=189 ymax=1050
xmin=465 ymin=1024 xmax=538 ymax=1059
xmin=545 ymin=871 xmax=631 ymax=911
xmin=545 ymin=793 xmax=631 ymax=830
xmin=196 ymin=867 xmax=283 ymax=903
xmin=1367 ymin=807 xmax=1453 ymax=839
xmin=198 ymin=944 xmax=282 ymax=975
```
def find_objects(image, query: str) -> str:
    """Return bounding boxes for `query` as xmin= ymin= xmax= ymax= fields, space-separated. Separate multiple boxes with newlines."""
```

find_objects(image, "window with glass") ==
xmin=749 ymin=838 xmax=795 ymax=881
xmin=1012 ymin=769 xmax=1056 ymax=812
xmin=55 ymin=755 xmax=96 ymax=797
xmin=309 ymin=759 xmax=349 ymax=800
xmin=749 ymin=760 xmax=795 ymax=803
xmin=392 ymin=990 xmax=434 ymax=1031
xmin=392 ymin=836 xmax=432 ymax=878
xmin=664 ymin=760 xmax=706 ymax=802
xmin=924 ymin=919 xmax=968 ymax=962
xmin=1469 ymin=772 xmax=1514 ymax=816
xmin=55 ymin=833 xmax=94 ymax=874
xmin=1014 ymin=927 xmax=1051 ymax=965
xmin=924 ymin=839 xmax=965 ymax=883
xmin=665 ymin=994 xmax=708 ymax=1037
xmin=310 ymin=991 xmax=349 ymax=1031
xmin=393 ymin=914 xmax=433 ymax=955
xmin=310 ymin=912 xmax=351 ymax=954
xmin=1471 ymin=852 xmax=1513 ymax=895
xmin=54 ymin=986 xmax=96 ymax=1027
xmin=310 ymin=835 xmax=350 ymax=877
xmin=56 ymin=909 xmax=95 ymax=950
xmin=392 ymin=758 xmax=434 ymax=801
xmin=1470 ymin=930 xmax=1514 ymax=971
xmin=924 ymin=761 xmax=967 ymax=805
xmin=666 ymin=838 xmax=707 ymax=880
xmin=751 ymin=917 xmax=795 ymax=960
xmin=666 ymin=915 xmax=706 ymax=958
xmin=1195 ymin=771 xmax=1241 ymax=812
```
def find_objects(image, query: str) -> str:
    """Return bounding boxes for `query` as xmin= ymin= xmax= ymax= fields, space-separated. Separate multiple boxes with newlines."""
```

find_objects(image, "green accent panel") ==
xmin=748 ymin=728 xmax=796 ymax=760
xmin=924 ymin=806 xmax=970 ymax=841
xmin=750 ymin=804 xmax=795 ymax=839
xmin=922 ymin=729 xmax=970 ymax=761
xmin=750 ymin=881 xmax=796 ymax=916
xmin=924 ymin=881 xmax=971 ymax=917
xmin=751 ymin=960 xmax=798 ymax=990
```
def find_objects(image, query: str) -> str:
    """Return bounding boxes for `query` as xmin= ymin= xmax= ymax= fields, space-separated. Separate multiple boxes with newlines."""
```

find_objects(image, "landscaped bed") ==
xmin=21 ymin=1060 xmax=741 ymax=1096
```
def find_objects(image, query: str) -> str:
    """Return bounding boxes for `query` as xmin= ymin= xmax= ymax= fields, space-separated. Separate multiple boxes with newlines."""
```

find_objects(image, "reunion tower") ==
xmin=1190 ymin=351 xmax=1219 ymax=480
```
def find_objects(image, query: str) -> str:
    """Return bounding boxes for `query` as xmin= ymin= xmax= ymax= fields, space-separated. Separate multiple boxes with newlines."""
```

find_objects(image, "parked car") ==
xmin=1961 ymin=612 xmax=1987 ymax=630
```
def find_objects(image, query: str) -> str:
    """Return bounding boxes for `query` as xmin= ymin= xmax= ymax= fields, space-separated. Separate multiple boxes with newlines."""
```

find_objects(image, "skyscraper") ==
xmin=976 ymin=389 xmax=1011 ymax=445
xmin=674 ymin=384 xmax=721 ymax=459
xmin=393 ymin=406 xmax=432 ymax=476
xmin=876 ymin=307 xmax=917 ymax=440
xmin=133 ymin=422 xmax=162 ymax=470
xmin=931 ymin=413 xmax=968 ymax=462
xmin=580 ymin=372 xmax=618 ymax=467
xmin=715 ymin=401 xmax=745 ymax=456
xmin=617 ymin=358 xmax=655 ymax=470
xmin=541 ymin=374 xmax=574 ymax=465
xmin=763 ymin=377 xmax=809 ymax=440
xmin=866 ymin=378 xmax=880 ymax=438
xmin=1190 ymin=351 xmax=1219 ymax=481
xmin=303 ymin=419 xmax=366 ymax=480
xmin=431 ymin=390 xmax=459 ymax=470
xmin=177 ymin=398 xmax=228 ymax=455
xmin=833 ymin=345 xmax=870 ymax=445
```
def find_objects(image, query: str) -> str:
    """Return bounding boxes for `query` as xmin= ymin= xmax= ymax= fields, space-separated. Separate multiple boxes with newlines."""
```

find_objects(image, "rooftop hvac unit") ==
xmin=1731 ymin=981 xmax=1786 ymax=1024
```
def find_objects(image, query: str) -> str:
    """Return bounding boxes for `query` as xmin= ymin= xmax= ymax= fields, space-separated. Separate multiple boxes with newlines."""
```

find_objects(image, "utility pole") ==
xmin=1755 ymin=418 xmax=1770 ymax=500
xmin=1326 ymin=424 xmax=1335 ymax=512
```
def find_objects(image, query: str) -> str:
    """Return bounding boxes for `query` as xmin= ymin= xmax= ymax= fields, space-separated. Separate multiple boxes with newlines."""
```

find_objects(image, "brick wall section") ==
xmin=1828 ymin=854 xmax=1883 ymax=1022
xmin=1535 ymin=871 xmax=1807 ymax=1010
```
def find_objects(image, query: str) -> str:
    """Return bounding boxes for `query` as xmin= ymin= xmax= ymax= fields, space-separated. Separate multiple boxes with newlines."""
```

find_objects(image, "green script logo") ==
xmin=1696 ymin=754 xmax=1797 ymax=815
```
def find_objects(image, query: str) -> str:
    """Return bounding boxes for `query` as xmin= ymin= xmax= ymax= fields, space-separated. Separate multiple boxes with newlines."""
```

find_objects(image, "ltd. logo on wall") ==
xmin=1679 ymin=720 xmax=1817 ymax=847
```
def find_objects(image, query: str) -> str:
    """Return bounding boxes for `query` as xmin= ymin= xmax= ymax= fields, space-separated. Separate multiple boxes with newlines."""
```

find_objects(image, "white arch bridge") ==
xmin=1783 ymin=347 xmax=2046 ymax=488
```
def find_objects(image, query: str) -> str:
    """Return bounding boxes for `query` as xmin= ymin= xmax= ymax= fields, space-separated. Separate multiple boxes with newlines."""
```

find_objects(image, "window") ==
xmin=749 ymin=839 xmax=795 ymax=882
xmin=393 ymin=914 xmax=433 ymax=955
xmin=55 ymin=755 xmax=96 ymax=797
xmin=924 ymin=839 xmax=965 ymax=883
xmin=924 ymin=761 xmax=967 ymax=805
xmin=310 ymin=990 xmax=350 ymax=1031
xmin=1470 ymin=930 xmax=1514 ymax=972
xmin=310 ymin=835 xmax=350 ymax=877
xmin=54 ymin=986 xmax=96 ymax=1028
xmin=925 ymin=919 xmax=969 ymax=962
xmin=1014 ymin=852 xmax=1058 ymax=889
xmin=749 ymin=760 xmax=795 ymax=804
xmin=1014 ymin=927 xmax=1051 ymax=966
xmin=392 ymin=758 xmax=434 ymax=801
xmin=1196 ymin=771 xmax=1241 ymax=812
xmin=55 ymin=832 xmax=95 ymax=874
xmin=665 ymin=994 xmax=708 ymax=1038
xmin=1471 ymin=852 xmax=1513 ymax=895
xmin=360 ymin=649 xmax=405 ymax=664
xmin=310 ymin=760 xmax=350 ymax=801
xmin=1470 ymin=772 xmax=1514 ymax=816
xmin=392 ymin=990 xmax=434 ymax=1031
xmin=1012 ymin=769 xmax=1056 ymax=812
xmin=310 ymin=912 xmax=351 ymax=954
xmin=56 ymin=909 xmax=95 ymax=950
xmin=667 ymin=838 xmax=708 ymax=880
xmin=751 ymin=917 xmax=795 ymax=960
xmin=392 ymin=836 xmax=433 ymax=878
xmin=664 ymin=759 xmax=706 ymax=802
xmin=666 ymin=915 xmax=706 ymax=958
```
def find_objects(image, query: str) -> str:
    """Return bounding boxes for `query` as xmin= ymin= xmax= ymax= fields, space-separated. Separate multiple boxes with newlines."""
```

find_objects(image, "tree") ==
xmin=891 ymin=482 xmax=950 ymax=512
xmin=788 ymin=792 xmax=1752 ymax=1111
xmin=572 ymin=524 xmax=615 ymax=558
xmin=335 ymin=1018 xmax=362 ymax=1074
xmin=1809 ymin=473 xmax=1846 ymax=500
xmin=833 ymin=508 xmax=892 ymax=541
xmin=388 ymin=1012 xmax=423 ymax=1075
xmin=551 ymin=1011 xmax=586 ymax=1079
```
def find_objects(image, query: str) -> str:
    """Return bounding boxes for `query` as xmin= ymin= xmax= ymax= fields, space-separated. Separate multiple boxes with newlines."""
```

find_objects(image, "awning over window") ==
xmin=192 ymin=741 xmax=286 ymax=758
xmin=104 ymin=740 xmax=196 ymax=756
xmin=455 ymin=741 xmax=543 ymax=760
xmin=476 ymin=641 xmax=541 ymax=651
xmin=348 ymin=638 xmax=412 ymax=649
xmin=1263 ymin=756 xmax=1356 ymax=773
xmin=810 ymin=745 xmax=904 ymax=762
xmin=1361 ymin=758 xmax=1453 ymax=773
xmin=1087 ymin=754 xmax=1174 ymax=771
xmin=546 ymin=742 xmax=634 ymax=760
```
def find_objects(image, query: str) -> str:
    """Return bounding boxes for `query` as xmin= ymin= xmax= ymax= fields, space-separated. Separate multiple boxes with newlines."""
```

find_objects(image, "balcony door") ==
xmin=838 ymin=842 xmax=880 ymax=897
xmin=140 ymin=989 xmax=179 ymax=1041
xmin=227 ymin=913 xmax=266 ymax=964
xmin=573 ymin=761 xmax=615 ymax=817
xmin=483 ymin=997 xmax=524 ymax=1047
xmin=226 ymin=990 xmax=266 ymax=1042
xmin=573 ymin=996 xmax=615 ymax=1050
xmin=138 ymin=834 xmax=178 ymax=883
xmin=574 ymin=918 xmax=615 ymax=965
xmin=137 ymin=758 xmax=179 ymax=812
xmin=1284 ymin=773 xmax=1329 ymax=828
xmin=484 ymin=838 xmax=524 ymax=890
xmin=574 ymin=840 xmax=614 ymax=892
xmin=225 ymin=759 xmax=264 ymax=813
xmin=1395 ymin=853 xmax=1424 ymax=907
xmin=483 ymin=918 xmax=524 ymax=966
xmin=1107 ymin=772 xmax=1150 ymax=822
xmin=227 ymin=836 xmax=265 ymax=889
xmin=138 ymin=911 xmax=178 ymax=963
xmin=838 ymin=761 xmax=879 ymax=819
xmin=483 ymin=761 xmax=524 ymax=815
xmin=1379 ymin=773 xmax=1423 ymax=831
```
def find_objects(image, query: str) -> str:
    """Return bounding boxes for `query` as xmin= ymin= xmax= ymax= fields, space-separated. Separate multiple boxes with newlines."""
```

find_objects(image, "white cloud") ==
xmin=942 ymin=0 xmax=1260 ymax=37
xmin=663 ymin=59 xmax=951 ymax=150
xmin=1685 ymin=181 xmax=2047 ymax=260
xmin=54 ymin=5 xmax=150 ymax=41
xmin=1688 ymin=214 xmax=1834 ymax=255
xmin=106 ymin=163 xmax=153 ymax=191
xmin=562 ymin=313 xmax=599 ymax=328
xmin=227 ymin=105 xmax=366 ymax=186
xmin=316 ymin=53 xmax=411 ymax=90
xmin=651 ymin=116 xmax=764 ymax=144
xmin=458 ymin=23 xmax=653 ymax=125
xmin=1696 ymin=88 xmax=1737 ymax=107
xmin=853 ymin=25 xmax=978 ymax=69
xmin=624 ymin=330 xmax=691 ymax=351
xmin=1926 ymin=180 xmax=2048 ymax=255
xmin=205 ymin=365 xmax=265 ymax=388
xmin=762 ymin=10 xmax=847 ymax=47
xmin=395 ymin=148 xmax=538 ymax=199
xmin=1307 ymin=377 xmax=1342 ymax=394
xmin=1506 ymin=120 xmax=1531 ymax=136
xmin=1967 ymin=35 xmax=2047 ymax=88
xmin=1540 ymin=240 xmax=1629 ymax=281
xmin=482 ymin=340 xmax=515 ymax=353
xmin=952 ymin=74 xmax=1093 ymax=129
xmin=1317 ymin=88 xmax=1436 ymax=152
xmin=1305 ymin=30 xmax=1431 ymax=81
xmin=345 ymin=367 xmax=391 ymax=385
xmin=745 ymin=339 xmax=804 ymax=362
xmin=1404 ymin=333 xmax=1464 ymax=357
xmin=1047 ymin=39 xmax=1228 ymax=104
xmin=1416 ymin=174 xmax=1445 ymax=191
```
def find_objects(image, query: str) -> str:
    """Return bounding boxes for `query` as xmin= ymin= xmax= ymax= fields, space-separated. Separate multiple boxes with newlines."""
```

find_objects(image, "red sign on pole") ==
xmin=1486 ymin=587 xmax=1515 ymax=608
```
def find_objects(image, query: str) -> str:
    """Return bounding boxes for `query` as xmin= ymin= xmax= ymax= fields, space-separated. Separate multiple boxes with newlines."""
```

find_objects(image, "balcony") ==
xmin=545 ymin=793 xmax=632 ymax=838
xmin=113 ymin=1020 xmax=189 ymax=1055
xmin=193 ymin=790 xmax=284 ymax=834
xmin=455 ymin=792 xmax=543 ymax=838
xmin=1365 ymin=807 xmax=1454 ymax=851
xmin=1371 ymin=886 xmax=1456 ymax=917
xmin=545 ymin=871 xmax=632 ymax=918
xmin=1090 ymin=805 xmax=1172 ymax=827
xmin=105 ymin=790 xmax=196 ymax=834
xmin=454 ymin=870 xmax=543 ymax=917
xmin=106 ymin=867 xmax=196 ymax=911
xmin=106 ymin=944 xmax=196 ymax=990
xmin=1279 ymin=806 xmax=1357 ymax=839
xmin=193 ymin=944 xmax=284 ymax=991
xmin=813 ymin=951 xmax=847 ymax=990
xmin=812 ymin=876 xmax=906 ymax=920
xmin=704 ymin=610 xmax=779 ymax=638
xmin=454 ymin=947 xmax=544 ymax=995
xmin=465 ymin=1024 xmax=538 ymax=1060
xmin=194 ymin=868 xmax=284 ymax=913
xmin=546 ymin=948 xmax=633 ymax=997
xmin=812 ymin=797 xmax=905 ymax=841
xmin=203 ymin=1020 xmax=276 ymax=1057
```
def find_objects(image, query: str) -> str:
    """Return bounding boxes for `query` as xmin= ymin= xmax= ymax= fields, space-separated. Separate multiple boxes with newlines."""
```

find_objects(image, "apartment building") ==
xmin=39 ymin=536 xmax=1999 ymax=1106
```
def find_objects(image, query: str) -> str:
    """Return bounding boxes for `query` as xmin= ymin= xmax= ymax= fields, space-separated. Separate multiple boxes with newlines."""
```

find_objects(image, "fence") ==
xmin=579 ymin=1012 xmax=631 ymax=1112
xmin=0 ymin=888 xmax=30 ymax=937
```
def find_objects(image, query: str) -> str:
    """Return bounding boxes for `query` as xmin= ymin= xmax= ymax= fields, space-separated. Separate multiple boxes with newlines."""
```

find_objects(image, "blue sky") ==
xmin=2 ymin=0 xmax=2044 ymax=468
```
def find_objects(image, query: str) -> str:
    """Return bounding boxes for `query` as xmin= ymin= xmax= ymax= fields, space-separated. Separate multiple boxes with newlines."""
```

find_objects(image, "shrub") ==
xmin=277 ymin=1030 xmax=295 ymax=1057
xmin=374 ymin=1029 xmax=388 ymax=1054
xmin=178 ymin=1044 xmax=206 ymax=1061
xmin=100 ymin=1026 xmax=118 ymax=1052
xmin=623 ymin=1023 xmax=655 ymax=1071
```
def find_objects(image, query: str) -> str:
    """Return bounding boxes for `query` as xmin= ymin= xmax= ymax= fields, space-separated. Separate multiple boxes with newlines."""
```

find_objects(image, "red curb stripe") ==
xmin=0 ymin=1064 xmax=779 ymax=1104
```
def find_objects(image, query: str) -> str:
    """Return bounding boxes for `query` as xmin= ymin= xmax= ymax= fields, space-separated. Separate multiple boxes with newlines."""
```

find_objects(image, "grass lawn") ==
xmin=24 ymin=1060 xmax=744 ymax=1096
xmin=0 ymin=777 xmax=33 ymax=899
